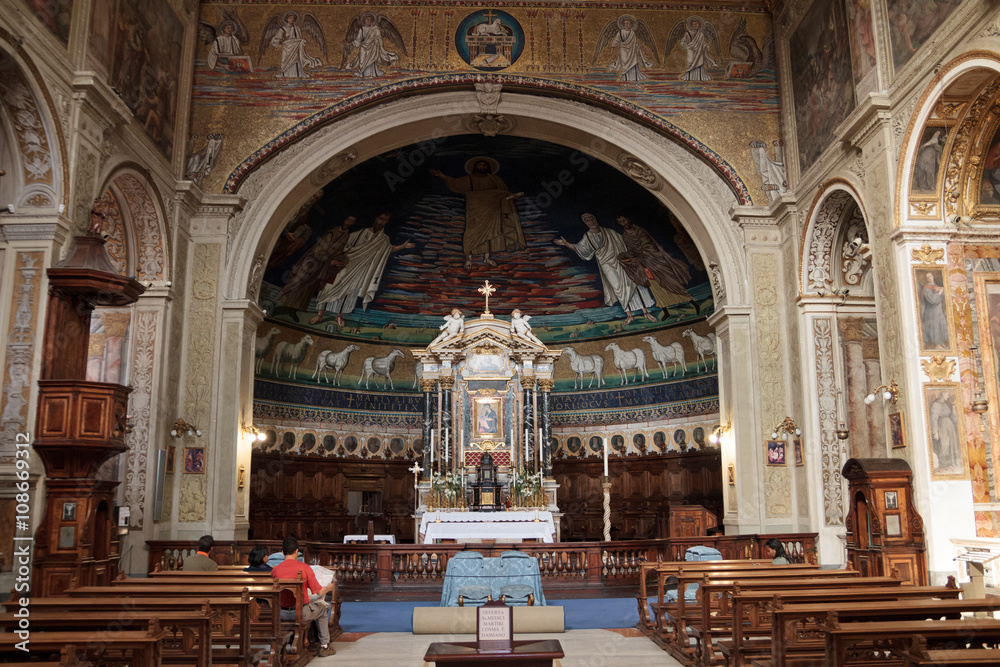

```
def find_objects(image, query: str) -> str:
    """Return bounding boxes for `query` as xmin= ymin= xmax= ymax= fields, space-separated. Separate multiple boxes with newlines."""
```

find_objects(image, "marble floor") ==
xmin=312 ymin=628 xmax=684 ymax=666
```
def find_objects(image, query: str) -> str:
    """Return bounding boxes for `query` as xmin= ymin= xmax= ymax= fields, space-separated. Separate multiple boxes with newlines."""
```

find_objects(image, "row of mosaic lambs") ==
xmin=259 ymin=330 xmax=406 ymax=389
xmin=562 ymin=329 xmax=716 ymax=388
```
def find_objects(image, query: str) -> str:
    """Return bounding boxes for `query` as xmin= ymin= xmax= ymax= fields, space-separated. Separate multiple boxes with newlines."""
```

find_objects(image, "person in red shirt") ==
xmin=271 ymin=536 xmax=336 ymax=657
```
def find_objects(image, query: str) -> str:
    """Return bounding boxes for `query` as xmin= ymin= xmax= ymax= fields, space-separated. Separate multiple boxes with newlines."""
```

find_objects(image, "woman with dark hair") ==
xmin=765 ymin=537 xmax=789 ymax=564
xmin=245 ymin=545 xmax=272 ymax=572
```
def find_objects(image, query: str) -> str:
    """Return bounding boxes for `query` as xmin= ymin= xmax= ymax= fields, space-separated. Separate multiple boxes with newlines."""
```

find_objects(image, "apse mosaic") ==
xmin=186 ymin=2 xmax=780 ymax=197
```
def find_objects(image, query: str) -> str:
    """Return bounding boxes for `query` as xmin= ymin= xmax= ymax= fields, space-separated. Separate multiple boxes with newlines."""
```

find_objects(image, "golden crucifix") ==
xmin=478 ymin=280 xmax=497 ymax=315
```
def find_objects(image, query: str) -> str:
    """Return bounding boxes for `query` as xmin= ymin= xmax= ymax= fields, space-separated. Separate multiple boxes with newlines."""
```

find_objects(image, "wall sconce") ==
xmin=864 ymin=381 xmax=899 ymax=405
xmin=770 ymin=417 xmax=801 ymax=441
xmin=170 ymin=418 xmax=201 ymax=438
xmin=971 ymin=346 xmax=989 ymax=415
xmin=242 ymin=423 xmax=267 ymax=442
xmin=708 ymin=423 xmax=731 ymax=444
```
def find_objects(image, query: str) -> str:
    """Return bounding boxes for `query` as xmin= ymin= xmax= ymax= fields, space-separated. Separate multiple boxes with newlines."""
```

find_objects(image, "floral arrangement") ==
xmin=509 ymin=470 xmax=545 ymax=508
xmin=427 ymin=471 xmax=467 ymax=509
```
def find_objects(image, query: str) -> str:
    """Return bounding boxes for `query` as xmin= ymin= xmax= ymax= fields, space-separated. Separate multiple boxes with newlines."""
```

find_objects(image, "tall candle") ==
xmin=603 ymin=436 xmax=609 ymax=477
xmin=430 ymin=431 xmax=435 ymax=464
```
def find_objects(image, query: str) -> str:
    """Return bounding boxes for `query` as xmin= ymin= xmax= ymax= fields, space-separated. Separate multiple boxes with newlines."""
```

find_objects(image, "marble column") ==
xmin=862 ymin=338 xmax=885 ymax=457
xmin=439 ymin=376 xmax=454 ymax=472
xmin=521 ymin=375 xmax=535 ymax=473
xmin=420 ymin=378 xmax=435 ymax=477
xmin=538 ymin=378 xmax=553 ymax=476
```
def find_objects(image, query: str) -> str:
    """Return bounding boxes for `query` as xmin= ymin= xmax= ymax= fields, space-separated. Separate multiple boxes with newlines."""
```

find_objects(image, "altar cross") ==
xmin=478 ymin=280 xmax=496 ymax=315
xmin=481 ymin=9 xmax=498 ymax=23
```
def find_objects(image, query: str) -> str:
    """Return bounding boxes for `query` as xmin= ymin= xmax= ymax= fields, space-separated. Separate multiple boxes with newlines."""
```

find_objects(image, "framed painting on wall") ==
xmin=793 ymin=439 xmax=804 ymax=466
xmin=913 ymin=265 xmax=955 ymax=355
xmin=923 ymin=384 xmax=967 ymax=479
xmin=766 ymin=440 xmax=786 ymax=466
xmin=888 ymin=412 xmax=905 ymax=449
xmin=474 ymin=398 xmax=502 ymax=438
xmin=184 ymin=447 xmax=205 ymax=474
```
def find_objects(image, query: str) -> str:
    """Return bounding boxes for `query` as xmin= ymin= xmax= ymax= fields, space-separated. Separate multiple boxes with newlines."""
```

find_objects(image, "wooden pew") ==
xmin=822 ymin=615 xmax=1000 ymax=667
xmin=20 ymin=594 xmax=255 ymax=666
xmin=657 ymin=569 xmax=868 ymax=662
xmin=0 ymin=608 xmax=216 ymax=666
xmin=0 ymin=627 xmax=165 ymax=666
xmin=730 ymin=585 xmax=966 ymax=667
xmin=902 ymin=634 xmax=1000 ymax=666
xmin=693 ymin=575 xmax=901 ymax=666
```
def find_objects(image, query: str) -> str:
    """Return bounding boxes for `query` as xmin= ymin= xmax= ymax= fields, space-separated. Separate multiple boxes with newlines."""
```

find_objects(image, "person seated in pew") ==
xmin=272 ymin=536 xmax=337 ymax=658
xmin=765 ymin=537 xmax=790 ymax=564
xmin=183 ymin=535 xmax=219 ymax=571
xmin=245 ymin=546 xmax=272 ymax=572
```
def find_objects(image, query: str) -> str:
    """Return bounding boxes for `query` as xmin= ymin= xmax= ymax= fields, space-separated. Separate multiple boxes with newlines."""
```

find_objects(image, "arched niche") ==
xmin=98 ymin=167 xmax=170 ymax=282
xmin=224 ymin=91 xmax=749 ymax=311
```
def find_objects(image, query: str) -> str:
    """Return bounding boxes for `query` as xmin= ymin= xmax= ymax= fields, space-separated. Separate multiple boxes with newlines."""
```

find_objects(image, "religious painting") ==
xmin=980 ymin=125 xmax=1000 ymax=206
xmin=389 ymin=437 xmax=405 ymax=456
xmin=344 ymin=436 xmax=359 ymax=454
xmin=632 ymin=433 xmax=646 ymax=453
xmin=888 ymin=412 xmax=906 ymax=449
xmin=692 ymin=427 xmax=705 ymax=448
xmin=184 ymin=447 xmax=205 ymax=474
xmin=766 ymin=439 xmax=785 ymax=466
xmin=611 ymin=434 xmax=626 ymax=453
xmin=27 ymin=0 xmax=73 ymax=44
xmin=165 ymin=446 xmax=175 ymax=473
xmin=653 ymin=431 xmax=666 ymax=451
xmin=61 ymin=502 xmax=76 ymax=522
xmin=977 ymin=277 xmax=1000 ymax=489
xmin=845 ymin=0 xmax=876 ymax=87
xmin=455 ymin=10 xmax=524 ymax=71
xmin=88 ymin=0 xmax=116 ymax=71
xmin=588 ymin=436 xmax=603 ymax=454
xmin=913 ymin=265 xmax=955 ymax=355
xmin=474 ymin=398 xmax=502 ymax=438
xmin=111 ymin=0 xmax=183 ymax=157
xmin=567 ymin=436 xmax=583 ymax=456
xmin=923 ymin=384 xmax=967 ymax=479
xmin=789 ymin=0 xmax=855 ymax=173
xmin=884 ymin=491 xmax=899 ymax=510
xmin=302 ymin=433 xmax=317 ymax=454
xmin=886 ymin=0 xmax=962 ymax=72
xmin=911 ymin=126 xmax=949 ymax=195
xmin=793 ymin=439 xmax=804 ymax=466
xmin=673 ymin=429 xmax=688 ymax=449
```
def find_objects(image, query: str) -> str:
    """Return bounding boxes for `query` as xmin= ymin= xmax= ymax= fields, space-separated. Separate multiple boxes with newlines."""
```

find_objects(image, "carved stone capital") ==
xmin=419 ymin=379 xmax=437 ymax=393
xmin=536 ymin=378 xmax=554 ymax=392
xmin=861 ymin=338 xmax=881 ymax=360
xmin=838 ymin=317 xmax=867 ymax=343
xmin=438 ymin=376 xmax=455 ymax=390
xmin=520 ymin=375 xmax=536 ymax=390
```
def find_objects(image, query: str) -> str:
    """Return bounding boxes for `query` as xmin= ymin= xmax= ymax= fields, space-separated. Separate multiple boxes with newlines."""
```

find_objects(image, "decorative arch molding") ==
xmin=221 ymin=76 xmax=752 ymax=206
xmin=99 ymin=166 xmax=168 ymax=282
xmin=894 ymin=50 xmax=1000 ymax=226
xmin=222 ymin=90 xmax=749 ymax=311
xmin=0 ymin=31 xmax=67 ymax=210
xmin=801 ymin=179 xmax=869 ymax=295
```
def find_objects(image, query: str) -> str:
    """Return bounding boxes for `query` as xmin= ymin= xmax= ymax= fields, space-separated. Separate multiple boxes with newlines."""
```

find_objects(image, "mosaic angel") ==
xmin=593 ymin=15 xmax=659 ymax=82
xmin=340 ymin=12 xmax=407 ymax=78
xmin=198 ymin=9 xmax=250 ymax=72
xmin=664 ymin=15 xmax=720 ymax=81
xmin=259 ymin=11 xmax=327 ymax=79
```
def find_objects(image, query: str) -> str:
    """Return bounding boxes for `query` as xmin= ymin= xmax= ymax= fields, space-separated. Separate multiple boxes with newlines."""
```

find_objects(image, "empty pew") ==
xmin=0 ymin=627 xmax=165 ymax=666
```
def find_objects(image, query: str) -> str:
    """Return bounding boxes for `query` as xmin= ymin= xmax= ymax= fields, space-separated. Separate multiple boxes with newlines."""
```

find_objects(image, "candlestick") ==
xmin=603 ymin=436 xmax=609 ymax=476
xmin=430 ymin=431 xmax=435 ymax=464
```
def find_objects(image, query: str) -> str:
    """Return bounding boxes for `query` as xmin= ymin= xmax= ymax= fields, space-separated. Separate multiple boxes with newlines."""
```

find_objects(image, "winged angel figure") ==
xmin=340 ymin=12 xmax=407 ymax=78
xmin=198 ymin=8 xmax=251 ymax=72
xmin=664 ymin=15 xmax=721 ymax=81
xmin=593 ymin=15 xmax=658 ymax=82
xmin=258 ymin=11 xmax=327 ymax=79
xmin=728 ymin=18 xmax=774 ymax=78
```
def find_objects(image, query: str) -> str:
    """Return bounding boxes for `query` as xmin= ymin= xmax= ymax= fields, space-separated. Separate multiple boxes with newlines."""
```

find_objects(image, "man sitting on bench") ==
xmin=183 ymin=534 xmax=219 ymax=571
xmin=272 ymin=536 xmax=337 ymax=657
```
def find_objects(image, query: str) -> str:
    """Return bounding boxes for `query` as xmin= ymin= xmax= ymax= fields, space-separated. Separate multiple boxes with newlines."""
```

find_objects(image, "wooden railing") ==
xmin=147 ymin=533 xmax=816 ymax=600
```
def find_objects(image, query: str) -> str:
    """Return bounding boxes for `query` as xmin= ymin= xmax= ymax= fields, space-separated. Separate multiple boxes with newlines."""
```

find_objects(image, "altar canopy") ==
xmin=420 ymin=511 xmax=557 ymax=544
xmin=411 ymin=284 xmax=562 ymax=524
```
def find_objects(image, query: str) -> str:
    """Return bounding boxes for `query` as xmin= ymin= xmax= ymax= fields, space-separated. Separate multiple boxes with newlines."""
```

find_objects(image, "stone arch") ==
xmin=98 ymin=167 xmax=169 ymax=282
xmin=800 ymin=180 xmax=869 ymax=296
xmin=224 ymin=90 xmax=749 ymax=312
xmin=0 ymin=36 xmax=66 ymax=213
xmin=895 ymin=50 xmax=1000 ymax=227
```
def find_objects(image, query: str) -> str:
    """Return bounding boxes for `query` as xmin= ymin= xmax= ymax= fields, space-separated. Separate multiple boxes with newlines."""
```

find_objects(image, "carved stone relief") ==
xmin=310 ymin=147 xmax=359 ymax=187
xmin=123 ymin=310 xmax=158 ymax=528
xmin=813 ymin=317 xmax=843 ymax=525
xmin=0 ymin=252 xmax=41 ymax=451
xmin=114 ymin=173 xmax=166 ymax=281
xmin=0 ymin=63 xmax=54 ymax=188
xmin=943 ymin=78 xmax=1000 ymax=216
xmin=806 ymin=190 xmax=853 ymax=293
xmin=616 ymin=153 xmax=661 ymax=190
xmin=911 ymin=244 xmax=945 ymax=264
xmin=71 ymin=147 xmax=98 ymax=239
xmin=178 ymin=244 xmax=220 ymax=523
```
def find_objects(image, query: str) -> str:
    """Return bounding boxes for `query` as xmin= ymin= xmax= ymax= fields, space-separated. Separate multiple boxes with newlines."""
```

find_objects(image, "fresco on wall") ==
xmin=886 ymin=0 xmax=961 ymax=73
xmin=789 ymin=0 xmax=854 ymax=173
xmin=189 ymin=3 xmax=778 ymax=199
xmin=88 ymin=0 xmax=116 ymax=71
xmin=911 ymin=125 xmax=949 ymax=195
xmin=28 ymin=0 xmax=73 ymax=44
xmin=845 ymin=0 xmax=876 ymax=86
xmin=981 ymin=125 xmax=1000 ymax=206
xmin=111 ymin=0 xmax=183 ymax=158
xmin=258 ymin=134 xmax=711 ymax=343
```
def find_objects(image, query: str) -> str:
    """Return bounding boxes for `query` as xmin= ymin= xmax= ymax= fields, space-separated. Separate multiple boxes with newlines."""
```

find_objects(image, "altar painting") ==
xmin=474 ymin=398 xmax=503 ymax=439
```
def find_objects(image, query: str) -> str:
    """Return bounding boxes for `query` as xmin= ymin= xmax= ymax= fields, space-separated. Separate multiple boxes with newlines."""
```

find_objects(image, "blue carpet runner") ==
xmin=340 ymin=598 xmax=639 ymax=634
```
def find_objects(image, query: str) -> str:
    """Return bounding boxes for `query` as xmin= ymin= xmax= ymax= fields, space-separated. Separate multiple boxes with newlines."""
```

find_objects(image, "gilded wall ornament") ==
xmin=616 ymin=153 xmax=660 ymax=189
xmin=921 ymin=356 xmax=956 ymax=383
xmin=455 ymin=10 xmax=524 ymax=71
xmin=911 ymin=244 xmax=945 ymax=264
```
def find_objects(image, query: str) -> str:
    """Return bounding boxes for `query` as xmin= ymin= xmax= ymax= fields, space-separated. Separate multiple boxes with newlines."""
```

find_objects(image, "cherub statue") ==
xmin=87 ymin=200 xmax=106 ymax=236
xmin=509 ymin=309 xmax=542 ymax=345
xmin=432 ymin=308 xmax=465 ymax=344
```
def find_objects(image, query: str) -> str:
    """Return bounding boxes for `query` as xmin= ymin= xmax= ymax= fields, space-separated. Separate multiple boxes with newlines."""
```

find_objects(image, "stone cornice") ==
xmin=0 ymin=221 xmax=67 ymax=244
xmin=71 ymin=72 xmax=133 ymax=130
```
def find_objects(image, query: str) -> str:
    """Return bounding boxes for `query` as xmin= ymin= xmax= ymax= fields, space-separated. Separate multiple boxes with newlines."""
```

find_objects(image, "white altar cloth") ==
xmin=419 ymin=511 xmax=555 ymax=544
xmin=343 ymin=534 xmax=395 ymax=544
